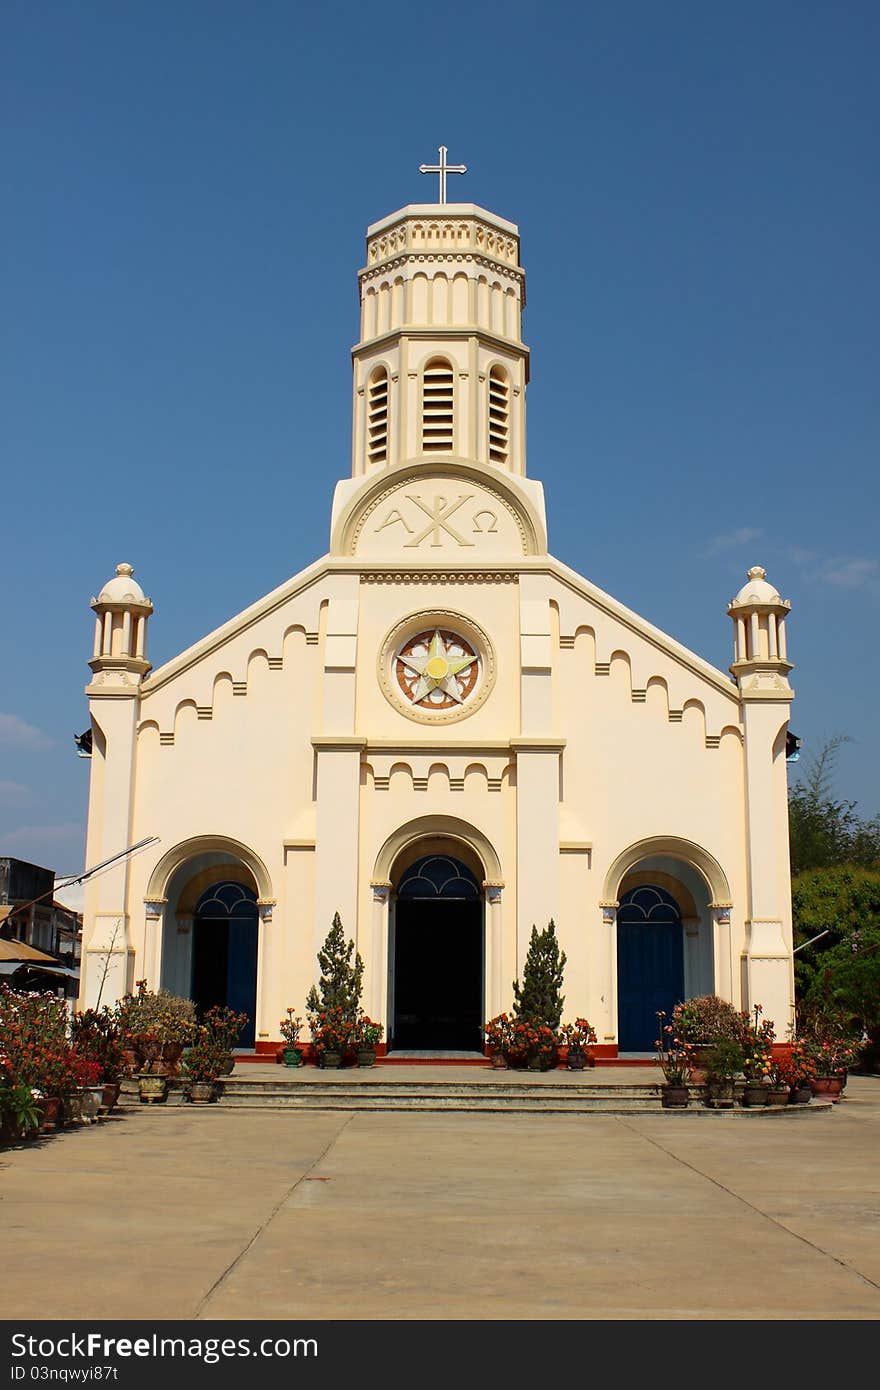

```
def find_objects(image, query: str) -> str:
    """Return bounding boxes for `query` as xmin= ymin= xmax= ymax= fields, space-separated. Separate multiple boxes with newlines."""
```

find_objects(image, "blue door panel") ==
xmin=617 ymin=886 xmax=685 ymax=1052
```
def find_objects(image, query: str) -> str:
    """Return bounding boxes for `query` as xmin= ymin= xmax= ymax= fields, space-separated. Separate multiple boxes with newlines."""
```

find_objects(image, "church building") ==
xmin=78 ymin=160 xmax=797 ymax=1056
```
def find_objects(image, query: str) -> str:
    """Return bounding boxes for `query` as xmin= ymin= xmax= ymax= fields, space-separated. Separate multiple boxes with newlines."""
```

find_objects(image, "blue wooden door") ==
xmin=617 ymin=886 xmax=684 ymax=1052
xmin=226 ymin=920 xmax=258 ymax=1048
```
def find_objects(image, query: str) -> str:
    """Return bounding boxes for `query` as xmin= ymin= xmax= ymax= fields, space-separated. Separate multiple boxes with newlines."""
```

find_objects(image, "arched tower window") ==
xmin=367 ymin=367 xmax=389 ymax=465
xmin=421 ymin=358 xmax=454 ymax=453
xmin=488 ymin=366 xmax=509 ymax=464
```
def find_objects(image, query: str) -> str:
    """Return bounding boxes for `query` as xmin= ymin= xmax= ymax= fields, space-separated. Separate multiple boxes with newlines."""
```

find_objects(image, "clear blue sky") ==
xmin=2 ymin=1 xmax=878 ymax=872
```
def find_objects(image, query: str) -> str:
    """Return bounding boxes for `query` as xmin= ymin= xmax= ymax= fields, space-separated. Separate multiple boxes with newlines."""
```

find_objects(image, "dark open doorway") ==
xmin=191 ymin=881 xmax=258 ymax=1048
xmin=391 ymin=854 xmax=483 ymax=1052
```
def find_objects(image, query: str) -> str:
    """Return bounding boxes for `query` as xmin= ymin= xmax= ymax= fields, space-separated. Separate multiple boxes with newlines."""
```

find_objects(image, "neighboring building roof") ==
xmin=0 ymin=938 xmax=60 ymax=964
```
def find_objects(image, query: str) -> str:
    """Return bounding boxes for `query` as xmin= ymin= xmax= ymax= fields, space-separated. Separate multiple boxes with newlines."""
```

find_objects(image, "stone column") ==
xmin=370 ymin=882 xmax=391 ymax=1025
xmin=599 ymin=902 xmax=618 ymax=1052
xmin=142 ymin=898 xmax=165 ymax=989
xmin=710 ymin=902 xmax=733 ymax=1002
xmin=484 ymin=882 xmax=504 ymax=1018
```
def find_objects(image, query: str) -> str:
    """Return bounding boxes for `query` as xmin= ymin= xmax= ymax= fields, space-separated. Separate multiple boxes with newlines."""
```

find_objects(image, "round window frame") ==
xmin=378 ymin=610 xmax=496 ymax=725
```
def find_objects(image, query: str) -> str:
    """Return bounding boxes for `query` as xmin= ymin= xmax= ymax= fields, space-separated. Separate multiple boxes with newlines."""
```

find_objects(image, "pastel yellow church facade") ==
xmin=79 ymin=188 xmax=796 ymax=1056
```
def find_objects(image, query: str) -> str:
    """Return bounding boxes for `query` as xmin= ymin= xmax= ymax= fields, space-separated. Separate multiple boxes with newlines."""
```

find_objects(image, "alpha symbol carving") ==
xmin=402 ymin=494 xmax=475 ymax=549
xmin=375 ymin=508 xmax=414 ymax=534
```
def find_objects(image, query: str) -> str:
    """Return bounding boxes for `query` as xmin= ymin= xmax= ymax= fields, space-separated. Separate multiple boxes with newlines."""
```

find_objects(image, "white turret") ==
xmin=728 ymin=565 xmax=792 ymax=694
xmin=88 ymin=563 xmax=153 ymax=685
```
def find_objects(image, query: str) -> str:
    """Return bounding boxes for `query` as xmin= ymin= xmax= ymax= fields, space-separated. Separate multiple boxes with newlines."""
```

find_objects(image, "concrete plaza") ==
xmin=2 ymin=1073 xmax=879 ymax=1321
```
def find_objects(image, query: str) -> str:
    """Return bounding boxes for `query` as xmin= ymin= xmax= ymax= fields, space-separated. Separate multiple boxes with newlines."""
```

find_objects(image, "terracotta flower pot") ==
xmin=138 ymin=1074 xmax=168 ymax=1104
xmin=741 ymin=1083 xmax=770 ymax=1108
xmin=188 ymin=1081 xmax=216 ymax=1105
xmin=101 ymin=1081 xmax=121 ymax=1113
xmin=661 ymin=1084 xmax=690 ymax=1109
xmin=767 ymin=1087 xmax=790 ymax=1106
xmin=811 ymin=1076 xmax=843 ymax=1102
xmin=489 ymin=1051 xmax=508 ymax=1069
xmin=39 ymin=1096 xmax=62 ymax=1132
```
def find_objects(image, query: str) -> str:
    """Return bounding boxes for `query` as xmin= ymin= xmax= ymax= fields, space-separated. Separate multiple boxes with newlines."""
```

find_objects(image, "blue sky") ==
xmin=2 ymin=1 xmax=878 ymax=872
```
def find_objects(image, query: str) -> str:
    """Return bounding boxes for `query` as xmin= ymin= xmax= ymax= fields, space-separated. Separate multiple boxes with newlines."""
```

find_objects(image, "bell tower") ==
xmin=351 ymin=148 xmax=529 ymax=479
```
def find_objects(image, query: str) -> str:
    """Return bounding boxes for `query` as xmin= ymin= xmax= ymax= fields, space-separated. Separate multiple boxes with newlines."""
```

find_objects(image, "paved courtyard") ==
xmin=2 ymin=1073 xmax=879 ymax=1321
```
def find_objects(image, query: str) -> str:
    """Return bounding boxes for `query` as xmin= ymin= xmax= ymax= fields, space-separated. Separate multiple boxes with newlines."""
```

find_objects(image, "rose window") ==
xmin=395 ymin=629 xmax=480 ymax=710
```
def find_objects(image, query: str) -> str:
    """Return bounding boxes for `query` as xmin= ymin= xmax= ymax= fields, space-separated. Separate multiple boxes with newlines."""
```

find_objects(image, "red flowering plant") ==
xmin=309 ymin=1005 xmax=352 ymax=1055
xmin=183 ymin=1028 xmax=229 ymax=1084
xmin=797 ymin=1009 xmax=860 ymax=1076
xmin=511 ymin=1017 xmax=559 ymax=1070
xmin=560 ymin=1018 xmax=597 ymax=1060
xmin=202 ymin=1005 xmax=248 ymax=1051
xmin=279 ymin=1010 xmax=303 ymax=1048
xmin=738 ymin=1005 xmax=776 ymax=1082
xmin=484 ymin=1013 xmax=515 ymax=1059
xmin=0 ymin=985 xmax=80 ymax=1098
xmin=778 ymin=1039 xmax=818 ymax=1087
xmin=352 ymin=1016 xmax=383 ymax=1049
xmin=71 ymin=1007 xmax=127 ymax=1083
xmin=655 ymin=1014 xmax=692 ymax=1085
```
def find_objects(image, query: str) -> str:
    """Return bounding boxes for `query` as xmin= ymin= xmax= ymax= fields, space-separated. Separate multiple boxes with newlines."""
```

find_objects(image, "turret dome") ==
xmin=97 ymin=563 xmax=146 ymax=605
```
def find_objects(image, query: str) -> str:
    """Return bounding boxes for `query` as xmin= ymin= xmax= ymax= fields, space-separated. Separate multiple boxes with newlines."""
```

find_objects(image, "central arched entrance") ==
xmin=391 ymin=853 xmax=484 ymax=1052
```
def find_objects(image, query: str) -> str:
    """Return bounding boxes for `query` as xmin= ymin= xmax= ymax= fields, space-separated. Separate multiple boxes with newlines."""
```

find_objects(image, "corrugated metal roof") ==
xmin=0 ymin=938 xmax=60 ymax=964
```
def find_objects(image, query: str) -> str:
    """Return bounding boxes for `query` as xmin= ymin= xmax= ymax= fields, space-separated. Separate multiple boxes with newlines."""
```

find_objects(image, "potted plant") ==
xmin=798 ymin=1013 xmax=860 ymax=1101
xmin=310 ymin=1005 xmax=351 ymax=1068
xmin=203 ymin=1005 xmax=249 ymax=1073
xmin=513 ymin=1017 xmax=559 ymax=1072
xmin=655 ymin=1019 xmax=692 ymax=1107
xmin=305 ymin=913 xmax=364 ymax=1067
xmin=353 ymin=1016 xmax=383 ymax=1067
xmin=704 ymin=1037 xmax=744 ymax=1108
xmin=71 ymin=1007 xmax=127 ymax=1112
xmin=3 ymin=1082 xmax=43 ymax=1141
xmin=561 ymin=1017 xmax=597 ymax=1070
xmin=116 ymin=981 xmax=196 ymax=1076
xmin=739 ymin=1006 xmax=776 ymax=1106
xmin=484 ymin=1013 xmax=515 ymax=1068
xmin=671 ymin=995 xmax=743 ymax=1081
xmin=182 ymin=1029 xmax=227 ymax=1103
xmin=779 ymin=1040 xmax=817 ymax=1104
xmin=765 ymin=1060 xmax=792 ymax=1107
xmin=279 ymin=1010 xmax=304 ymax=1066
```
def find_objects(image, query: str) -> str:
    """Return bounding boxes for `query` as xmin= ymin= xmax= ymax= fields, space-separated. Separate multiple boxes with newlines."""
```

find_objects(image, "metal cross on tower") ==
xmin=418 ymin=145 xmax=467 ymax=205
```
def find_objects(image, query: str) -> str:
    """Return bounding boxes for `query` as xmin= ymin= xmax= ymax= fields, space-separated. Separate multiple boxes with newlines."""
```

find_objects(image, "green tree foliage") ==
xmin=792 ymin=866 xmax=880 ymax=1012
xmin=788 ymin=735 xmax=880 ymax=876
xmin=512 ymin=920 xmax=566 ymax=1029
xmin=305 ymin=912 xmax=364 ymax=1025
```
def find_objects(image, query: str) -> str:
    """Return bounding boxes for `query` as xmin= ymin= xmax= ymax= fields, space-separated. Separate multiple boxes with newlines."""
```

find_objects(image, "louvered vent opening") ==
xmin=367 ymin=371 xmax=389 ymax=464
xmin=488 ymin=369 xmax=509 ymax=464
xmin=422 ymin=361 xmax=454 ymax=452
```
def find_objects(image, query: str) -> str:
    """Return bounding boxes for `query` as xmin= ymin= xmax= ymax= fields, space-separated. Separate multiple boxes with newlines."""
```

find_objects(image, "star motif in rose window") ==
xmin=399 ymin=630 xmax=475 ymax=704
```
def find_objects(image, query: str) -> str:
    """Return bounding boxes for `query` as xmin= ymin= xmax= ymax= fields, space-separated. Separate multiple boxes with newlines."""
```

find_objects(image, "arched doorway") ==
xmin=191 ymin=882 xmax=258 ymax=1048
xmin=616 ymin=885 xmax=684 ymax=1052
xmin=391 ymin=853 xmax=483 ymax=1052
